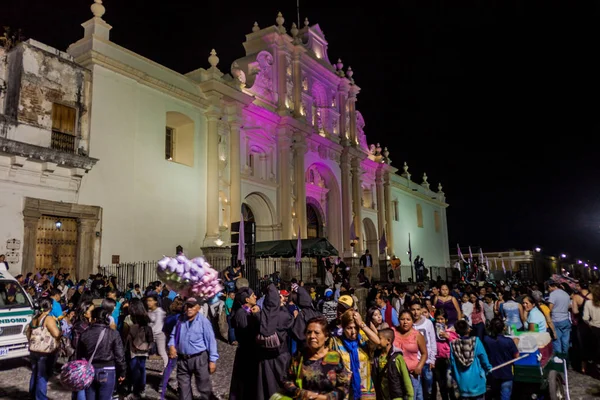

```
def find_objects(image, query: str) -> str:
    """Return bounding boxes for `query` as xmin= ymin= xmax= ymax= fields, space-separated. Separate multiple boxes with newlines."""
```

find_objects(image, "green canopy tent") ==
xmin=254 ymin=238 xmax=339 ymax=258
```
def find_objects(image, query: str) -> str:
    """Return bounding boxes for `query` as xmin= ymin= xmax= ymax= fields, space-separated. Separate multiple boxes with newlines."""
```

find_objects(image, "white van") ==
xmin=0 ymin=265 xmax=35 ymax=361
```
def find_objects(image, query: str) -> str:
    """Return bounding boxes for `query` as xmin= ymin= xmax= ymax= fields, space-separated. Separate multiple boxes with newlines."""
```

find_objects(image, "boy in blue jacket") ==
xmin=450 ymin=320 xmax=492 ymax=399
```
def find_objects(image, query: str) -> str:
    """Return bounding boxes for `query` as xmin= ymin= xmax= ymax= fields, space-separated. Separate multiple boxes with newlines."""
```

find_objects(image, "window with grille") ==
xmin=165 ymin=127 xmax=175 ymax=160
xmin=393 ymin=201 xmax=399 ymax=221
xmin=51 ymin=103 xmax=77 ymax=153
xmin=434 ymin=211 xmax=441 ymax=233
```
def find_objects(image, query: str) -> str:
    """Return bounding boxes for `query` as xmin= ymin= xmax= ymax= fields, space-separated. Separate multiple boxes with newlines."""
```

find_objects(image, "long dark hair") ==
xmin=91 ymin=307 xmax=111 ymax=325
xmin=128 ymin=298 xmax=150 ymax=326
xmin=489 ymin=317 xmax=505 ymax=338
xmin=101 ymin=298 xmax=116 ymax=315
xmin=74 ymin=301 xmax=94 ymax=324
xmin=366 ymin=306 xmax=383 ymax=327
xmin=38 ymin=297 xmax=53 ymax=313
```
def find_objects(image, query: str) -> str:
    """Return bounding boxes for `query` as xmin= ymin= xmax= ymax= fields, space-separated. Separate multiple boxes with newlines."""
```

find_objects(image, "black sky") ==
xmin=4 ymin=1 xmax=600 ymax=262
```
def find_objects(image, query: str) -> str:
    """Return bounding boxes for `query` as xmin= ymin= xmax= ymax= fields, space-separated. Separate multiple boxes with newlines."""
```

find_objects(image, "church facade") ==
xmin=0 ymin=3 xmax=450 ymax=280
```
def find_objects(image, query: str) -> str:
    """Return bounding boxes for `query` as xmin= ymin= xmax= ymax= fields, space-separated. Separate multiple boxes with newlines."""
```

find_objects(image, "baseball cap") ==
xmin=324 ymin=288 xmax=333 ymax=297
xmin=338 ymin=295 xmax=354 ymax=309
xmin=280 ymin=289 xmax=290 ymax=296
xmin=184 ymin=296 xmax=202 ymax=305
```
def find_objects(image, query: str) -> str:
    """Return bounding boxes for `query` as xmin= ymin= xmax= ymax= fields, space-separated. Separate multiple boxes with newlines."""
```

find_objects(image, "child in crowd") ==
xmin=433 ymin=309 xmax=459 ymax=400
xmin=450 ymin=320 xmax=492 ymax=400
xmin=374 ymin=328 xmax=414 ymax=400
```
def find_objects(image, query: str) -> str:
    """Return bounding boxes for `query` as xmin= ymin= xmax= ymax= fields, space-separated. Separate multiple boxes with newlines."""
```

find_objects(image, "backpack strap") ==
xmin=89 ymin=328 xmax=107 ymax=365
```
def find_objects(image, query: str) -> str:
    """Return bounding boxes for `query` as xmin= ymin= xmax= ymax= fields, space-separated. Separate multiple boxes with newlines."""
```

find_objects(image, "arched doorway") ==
xmin=306 ymin=203 xmax=323 ymax=239
xmin=244 ymin=192 xmax=275 ymax=241
xmin=241 ymin=203 xmax=255 ymax=223
xmin=362 ymin=217 xmax=378 ymax=255
xmin=304 ymin=163 xmax=342 ymax=252
xmin=362 ymin=217 xmax=379 ymax=280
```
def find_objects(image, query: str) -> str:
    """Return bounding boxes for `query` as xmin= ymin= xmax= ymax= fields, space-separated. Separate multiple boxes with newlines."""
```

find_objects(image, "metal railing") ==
xmin=99 ymin=261 xmax=159 ymax=292
xmin=99 ymin=256 xmax=321 ymax=294
xmin=51 ymin=130 xmax=76 ymax=153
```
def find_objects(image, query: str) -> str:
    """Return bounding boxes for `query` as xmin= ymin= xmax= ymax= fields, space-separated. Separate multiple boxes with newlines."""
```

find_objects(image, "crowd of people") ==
xmin=16 ymin=263 xmax=600 ymax=400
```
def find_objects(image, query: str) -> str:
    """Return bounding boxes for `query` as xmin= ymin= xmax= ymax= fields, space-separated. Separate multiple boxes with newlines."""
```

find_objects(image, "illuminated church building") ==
xmin=0 ymin=2 xmax=450 ymax=280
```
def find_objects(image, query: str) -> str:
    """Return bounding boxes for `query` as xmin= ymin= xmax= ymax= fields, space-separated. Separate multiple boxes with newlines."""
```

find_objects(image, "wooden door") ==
xmin=35 ymin=216 xmax=78 ymax=277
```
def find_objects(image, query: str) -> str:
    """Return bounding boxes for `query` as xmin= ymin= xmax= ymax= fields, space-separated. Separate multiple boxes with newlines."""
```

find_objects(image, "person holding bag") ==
xmin=77 ymin=307 xmax=126 ymax=400
xmin=27 ymin=297 xmax=62 ymax=400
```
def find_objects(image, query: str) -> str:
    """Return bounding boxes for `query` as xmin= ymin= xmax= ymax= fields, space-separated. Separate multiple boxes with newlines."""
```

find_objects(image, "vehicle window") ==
xmin=0 ymin=281 xmax=31 ymax=309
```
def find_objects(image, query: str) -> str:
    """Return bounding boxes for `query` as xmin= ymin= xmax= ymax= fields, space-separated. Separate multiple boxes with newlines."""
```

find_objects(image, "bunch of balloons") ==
xmin=156 ymin=255 xmax=223 ymax=300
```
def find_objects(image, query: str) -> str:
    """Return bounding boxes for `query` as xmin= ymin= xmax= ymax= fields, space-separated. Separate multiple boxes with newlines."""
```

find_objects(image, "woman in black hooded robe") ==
xmin=290 ymin=286 xmax=322 ymax=354
xmin=229 ymin=287 xmax=260 ymax=400
xmin=256 ymin=283 xmax=294 ymax=400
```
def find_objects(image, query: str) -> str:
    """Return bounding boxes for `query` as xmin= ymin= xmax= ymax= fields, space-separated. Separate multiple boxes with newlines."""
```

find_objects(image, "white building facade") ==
xmin=0 ymin=3 xmax=450 ymax=281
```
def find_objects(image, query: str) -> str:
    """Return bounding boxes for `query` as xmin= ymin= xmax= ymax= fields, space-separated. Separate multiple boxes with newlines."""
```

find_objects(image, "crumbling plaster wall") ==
xmin=1 ymin=41 xmax=90 ymax=151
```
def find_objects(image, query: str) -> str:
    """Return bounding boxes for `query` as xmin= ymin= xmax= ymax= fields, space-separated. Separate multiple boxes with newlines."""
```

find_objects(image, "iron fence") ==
xmin=99 ymin=256 xmax=322 ymax=294
xmin=99 ymin=261 xmax=159 ymax=291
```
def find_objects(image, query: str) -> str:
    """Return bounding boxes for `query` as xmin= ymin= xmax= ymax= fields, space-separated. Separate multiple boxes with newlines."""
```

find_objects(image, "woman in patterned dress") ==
xmin=282 ymin=316 xmax=351 ymax=399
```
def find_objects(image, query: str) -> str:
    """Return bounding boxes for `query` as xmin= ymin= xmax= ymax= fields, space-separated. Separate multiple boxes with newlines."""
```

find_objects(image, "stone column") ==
xmin=375 ymin=168 xmax=386 ymax=246
xmin=293 ymin=132 xmax=307 ymax=238
xmin=77 ymin=218 xmax=98 ymax=279
xmin=292 ymin=52 xmax=303 ymax=119
xmin=22 ymin=214 xmax=40 ymax=275
xmin=229 ymin=121 xmax=242 ymax=223
xmin=277 ymin=128 xmax=292 ymax=239
xmin=384 ymin=172 xmax=394 ymax=255
xmin=204 ymin=110 xmax=221 ymax=245
xmin=351 ymin=157 xmax=363 ymax=253
xmin=348 ymin=85 xmax=360 ymax=145
xmin=275 ymin=47 xmax=287 ymax=114
xmin=338 ymin=81 xmax=350 ymax=144
xmin=340 ymin=150 xmax=352 ymax=255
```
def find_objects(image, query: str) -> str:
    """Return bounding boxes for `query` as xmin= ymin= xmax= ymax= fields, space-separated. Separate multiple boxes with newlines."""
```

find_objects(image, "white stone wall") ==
xmin=0 ymin=164 xmax=79 ymax=271
xmin=390 ymin=185 xmax=450 ymax=269
xmin=77 ymin=65 xmax=208 ymax=264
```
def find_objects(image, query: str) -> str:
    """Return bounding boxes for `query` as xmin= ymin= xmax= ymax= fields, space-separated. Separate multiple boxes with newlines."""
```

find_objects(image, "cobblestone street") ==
xmin=1 ymin=343 xmax=600 ymax=399
xmin=0 ymin=340 xmax=236 ymax=400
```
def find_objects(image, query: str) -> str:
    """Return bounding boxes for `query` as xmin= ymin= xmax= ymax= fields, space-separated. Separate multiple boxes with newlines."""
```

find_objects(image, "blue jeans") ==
xmin=227 ymin=315 xmax=237 ymax=343
xmin=411 ymin=374 xmax=424 ymax=400
xmin=29 ymin=352 xmax=57 ymax=400
xmin=130 ymin=356 xmax=147 ymax=395
xmin=553 ymin=319 xmax=571 ymax=355
xmin=422 ymin=364 xmax=433 ymax=399
xmin=85 ymin=366 xmax=116 ymax=400
xmin=491 ymin=379 xmax=513 ymax=400
xmin=472 ymin=322 xmax=485 ymax=341
xmin=72 ymin=390 xmax=86 ymax=400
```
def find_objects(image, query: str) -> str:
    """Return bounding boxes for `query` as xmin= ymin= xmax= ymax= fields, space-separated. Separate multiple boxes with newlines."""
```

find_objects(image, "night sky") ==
xmin=4 ymin=1 xmax=600 ymax=262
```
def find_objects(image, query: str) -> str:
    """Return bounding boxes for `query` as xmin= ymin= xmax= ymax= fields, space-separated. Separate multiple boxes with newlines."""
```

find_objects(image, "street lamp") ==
xmin=535 ymin=247 xmax=541 ymax=253
xmin=560 ymin=254 xmax=567 ymax=259
xmin=55 ymin=220 xmax=62 ymax=229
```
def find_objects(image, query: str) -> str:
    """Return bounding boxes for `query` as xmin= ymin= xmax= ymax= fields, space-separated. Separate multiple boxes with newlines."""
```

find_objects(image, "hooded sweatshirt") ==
xmin=291 ymin=287 xmax=322 ymax=343
xmin=414 ymin=316 xmax=437 ymax=366
xmin=450 ymin=336 xmax=492 ymax=397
